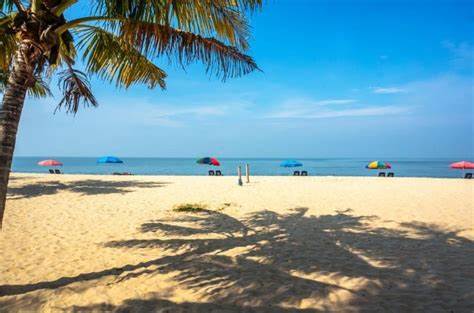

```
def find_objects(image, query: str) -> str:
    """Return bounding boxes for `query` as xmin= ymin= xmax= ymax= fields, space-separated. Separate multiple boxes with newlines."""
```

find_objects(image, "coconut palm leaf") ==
xmin=75 ymin=25 xmax=167 ymax=89
xmin=56 ymin=66 xmax=98 ymax=114
xmin=51 ymin=0 xmax=78 ymax=15
xmin=0 ymin=0 xmax=15 ymax=12
xmin=0 ymin=11 xmax=14 ymax=24
xmin=44 ymin=28 xmax=77 ymax=76
xmin=0 ymin=31 xmax=16 ymax=71
xmin=0 ymin=68 xmax=50 ymax=97
xmin=117 ymin=20 xmax=258 ymax=80
xmin=93 ymin=0 xmax=260 ymax=49
xmin=28 ymin=76 xmax=52 ymax=98
xmin=161 ymin=0 xmax=259 ymax=48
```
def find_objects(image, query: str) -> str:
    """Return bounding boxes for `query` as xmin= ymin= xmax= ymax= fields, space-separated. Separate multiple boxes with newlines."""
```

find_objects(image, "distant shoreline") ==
xmin=11 ymin=157 xmax=472 ymax=178
xmin=9 ymin=172 xmax=469 ymax=180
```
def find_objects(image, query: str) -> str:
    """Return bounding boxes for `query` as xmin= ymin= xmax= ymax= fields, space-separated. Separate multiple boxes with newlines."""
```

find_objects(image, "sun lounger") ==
xmin=387 ymin=172 xmax=394 ymax=177
xmin=49 ymin=169 xmax=55 ymax=174
xmin=208 ymin=170 xmax=215 ymax=176
xmin=54 ymin=169 xmax=62 ymax=174
xmin=301 ymin=171 xmax=308 ymax=176
xmin=293 ymin=171 xmax=300 ymax=176
xmin=465 ymin=173 xmax=473 ymax=179
xmin=378 ymin=172 xmax=386 ymax=177
xmin=216 ymin=170 xmax=222 ymax=176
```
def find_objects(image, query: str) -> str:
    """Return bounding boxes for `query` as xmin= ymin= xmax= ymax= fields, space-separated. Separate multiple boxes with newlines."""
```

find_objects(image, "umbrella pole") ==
xmin=238 ymin=166 xmax=243 ymax=186
xmin=246 ymin=164 xmax=250 ymax=183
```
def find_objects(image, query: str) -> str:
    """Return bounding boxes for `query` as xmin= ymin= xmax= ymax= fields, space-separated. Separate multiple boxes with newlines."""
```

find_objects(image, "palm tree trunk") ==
xmin=0 ymin=42 xmax=32 ymax=229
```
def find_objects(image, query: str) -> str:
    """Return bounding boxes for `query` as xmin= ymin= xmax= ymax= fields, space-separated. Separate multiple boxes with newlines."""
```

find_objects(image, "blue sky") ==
xmin=14 ymin=0 xmax=474 ymax=158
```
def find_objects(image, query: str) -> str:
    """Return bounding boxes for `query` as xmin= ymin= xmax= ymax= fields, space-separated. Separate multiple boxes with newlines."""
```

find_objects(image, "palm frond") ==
xmin=163 ymin=0 xmax=259 ymax=48
xmin=0 ymin=11 xmax=14 ymax=25
xmin=51 ymin=0 xmax=78 ymax=15
xmin=0 ymin=30 xmax=16 ymax=71
xmin=93 ymin=0 xmax=260 ymax=49
xmin=56 ymin=67 xmax=98 ymax=114
xmin=0 ymin=68 xmax=51 ymax=98
xmin=45 ymin=28 xmax=76 ymax=75
xmin=75 ymin=25 xmax=167 ymax=89
xmin=0 ymin=0 xmax=15 ymax=12
xmin=28 ymin=76 xmax=52 ymax=98
xmin=118 ymin=21 xmax=259 ymax=80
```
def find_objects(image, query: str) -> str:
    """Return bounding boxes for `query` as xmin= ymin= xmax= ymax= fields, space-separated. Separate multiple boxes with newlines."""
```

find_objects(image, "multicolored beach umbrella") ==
xmin=280 ymin=160 xmax=303 ymax=168
xmin=38 ymin=159 xmax=63 ymax=167
xmin=450 ymin=161 xmax=474 ymax=169
xmin=366 ymin=161 xmax=391 ymax=169
xmin=97 ymin=156 xmax=123 ymax=164
xmin=196 ymin=157 xmax=220 ymax=166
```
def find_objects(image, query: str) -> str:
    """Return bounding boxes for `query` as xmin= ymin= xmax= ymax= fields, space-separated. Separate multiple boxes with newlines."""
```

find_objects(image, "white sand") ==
xmin=0 ymin=173 xmax=473 ymax=312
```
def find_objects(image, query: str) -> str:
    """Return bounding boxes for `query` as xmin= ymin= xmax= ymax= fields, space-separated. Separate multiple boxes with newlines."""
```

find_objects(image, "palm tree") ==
xmin=0 ymin=0 xmax=261 ymax=228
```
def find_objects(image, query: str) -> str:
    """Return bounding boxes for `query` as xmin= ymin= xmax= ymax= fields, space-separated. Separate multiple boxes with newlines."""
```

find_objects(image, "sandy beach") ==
xmin=0 ymin=173 xmax=473 ymax=312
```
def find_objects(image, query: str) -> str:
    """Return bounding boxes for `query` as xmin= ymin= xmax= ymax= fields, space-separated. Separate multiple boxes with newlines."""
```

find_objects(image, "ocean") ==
xmin=11 ymin=157 xmax=472 ymax=178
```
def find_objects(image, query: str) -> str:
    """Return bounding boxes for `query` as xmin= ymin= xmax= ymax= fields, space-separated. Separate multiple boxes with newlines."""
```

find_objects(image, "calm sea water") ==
xmin=11 ymin=157 xmax=473 ymax=178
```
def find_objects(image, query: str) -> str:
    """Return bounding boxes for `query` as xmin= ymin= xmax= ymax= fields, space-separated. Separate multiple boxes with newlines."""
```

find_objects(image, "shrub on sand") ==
xmin=173 ymin=203 xmax=208 ymax=213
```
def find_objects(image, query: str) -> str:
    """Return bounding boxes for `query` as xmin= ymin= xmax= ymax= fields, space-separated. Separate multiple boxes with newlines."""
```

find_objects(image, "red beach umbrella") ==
xmin=450 ymin=161 xmax=474 ymax=169
xmin=38 ymin=159 xmax=63 ymax=167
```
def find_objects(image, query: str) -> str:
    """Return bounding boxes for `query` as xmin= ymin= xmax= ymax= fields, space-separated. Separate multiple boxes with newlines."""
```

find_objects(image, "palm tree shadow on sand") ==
xmin=0 ymin=208 xmax=472 ymax=312
xmin=7 ymin=179 xmax=170 ymax=199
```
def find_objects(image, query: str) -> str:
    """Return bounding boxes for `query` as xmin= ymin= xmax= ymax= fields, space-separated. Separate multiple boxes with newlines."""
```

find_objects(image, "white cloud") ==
xmin=315 ymin=99 xmax=357 ymax=105
xmin=277 ymin=98 xmax=356 ymax=109
xmin=372 ymin=87 xmax=406 ymax=94
xmin=149 ymin=105 xmax=229 ymax=118
xmin=137 ymin=105 xmax=235 ymax=127
xmin=266 ymin=104 xmax=411 ymax=119
xmin=265 ymin=95 xmax=411 ymax=119
xmin=307 ymin=106 xmax=410 ymax=118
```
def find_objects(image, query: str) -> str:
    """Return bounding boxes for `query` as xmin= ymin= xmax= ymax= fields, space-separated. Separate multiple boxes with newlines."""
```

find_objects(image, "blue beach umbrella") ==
xmin=280 ymin=160 xmax=303 ymax=168
xmin=97 ymin=156 xmax=123 ymax=164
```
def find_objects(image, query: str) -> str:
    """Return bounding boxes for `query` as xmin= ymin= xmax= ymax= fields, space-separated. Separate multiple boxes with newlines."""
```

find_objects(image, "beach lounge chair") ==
xmin=387 ymin=172 xmax=394 ymax=177
xmin=378 ymin=172 xmax=386 ymax=177
xmin=208 ymin=170 xmax=215 ymax=176
xmin=465 ymin=173 xmax=473 ymax=179
xmin=293 ymin=171 xmax=300 ymax=176
xmin=216 ymin=170 xmax=222 ymax=176
xmin=301 ymin=171 xmax=308 ymax=176
xmin=49 ymin=169 xmax=55 ymax=174
xmin=54 ymin=169 xmax=62 ymax=174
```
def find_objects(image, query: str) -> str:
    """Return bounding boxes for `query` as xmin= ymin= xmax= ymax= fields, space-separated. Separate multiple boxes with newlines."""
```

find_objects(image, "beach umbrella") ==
xmin=450 ymin=161 xmax=474 ymax=177
xmin=280 ymin=160 xmax=303 ymax=175
xmin=97 ymin=156 xmax=123 ymax=164
xmin=366 ymin=161 xmax=391 ymax=169
xmin=450 ymin=161 xmax=474 ymax=169
xmin=280 ymin=160 xmax=303 ymax=168
xmin=196 ymin=157 xmax=220 ymax=166
xmin=38 ymin=159 xmax=63 ymax=166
